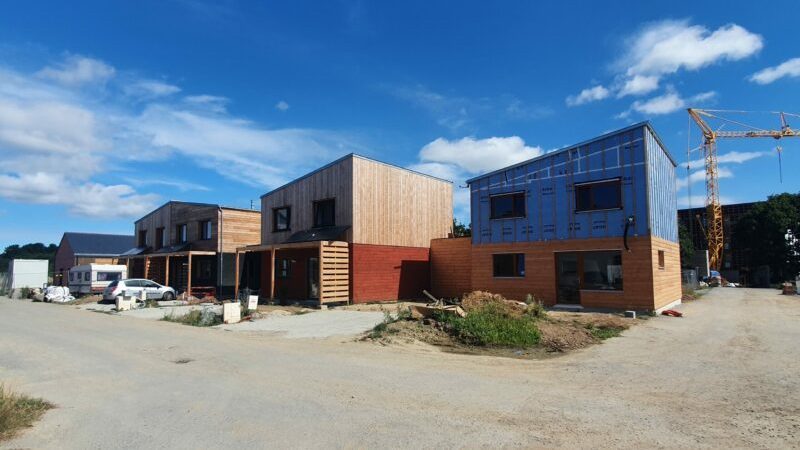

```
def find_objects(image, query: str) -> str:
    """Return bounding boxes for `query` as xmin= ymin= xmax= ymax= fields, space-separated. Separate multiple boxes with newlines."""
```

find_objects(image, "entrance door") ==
xmin=556 ymin=253 xmax=580 ymax=304
xmin=308 ymin=257 xmax=320 ymax=299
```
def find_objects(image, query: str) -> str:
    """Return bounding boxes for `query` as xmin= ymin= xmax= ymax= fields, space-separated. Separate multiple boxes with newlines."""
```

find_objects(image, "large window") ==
xmin=575 ymin=178 xmax=622 ymax=212
xmin=273 ymin=207 xmax=291 ymax=232
xmin=177 ymin=224 xmax=188 ymax=243
xmin=580 ymin=251 xmax=623 ymax=290
xmin=490 ymin=192 xmax=526 ymax=219
xmin=200 ymin=220 xmax=212 ymax=240
xmin=155 ymin=227 xmax=166 ymax=249
xmin=313 ymin=199 xmax=335 ymax=228
xmin=138 ymin=230 xmax=147 ymax=247
xmin=97 ymin=272 xmax=122 ymax=282
xmin=492 ymin=253 xmax=525 ymax=277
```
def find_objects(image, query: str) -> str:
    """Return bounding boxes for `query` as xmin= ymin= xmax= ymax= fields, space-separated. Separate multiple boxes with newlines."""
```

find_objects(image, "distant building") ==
xmin=54 ymin=232 xmax=134 ymax=286
xmin=677 ymin=201 xmax=760 ymax=283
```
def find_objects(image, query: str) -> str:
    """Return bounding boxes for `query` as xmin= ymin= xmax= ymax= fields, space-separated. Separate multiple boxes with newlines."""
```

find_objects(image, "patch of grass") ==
xmin=19 ymin=288 xmax=31 ymax=299
xmin=367 ymin=307 xmax=412 ymax=339
xmin=144 ymin=298 xmax=159 ymax=308
xmin=437 ymin=303 xmax=541 ymax=347
xmin=0 ymin=384 xmax=54 ymax=442
xmin=586 ymin=325 xmax=625 ymax=340
xmin=161 ymin=309 xmax=221 ymax=327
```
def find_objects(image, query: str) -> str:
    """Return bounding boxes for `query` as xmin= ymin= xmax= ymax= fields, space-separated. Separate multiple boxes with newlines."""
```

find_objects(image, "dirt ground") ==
xmin=365 ymin=310 xmax=637 ymax=359
xmin=1 ymin=288 xmax=799 ymax=448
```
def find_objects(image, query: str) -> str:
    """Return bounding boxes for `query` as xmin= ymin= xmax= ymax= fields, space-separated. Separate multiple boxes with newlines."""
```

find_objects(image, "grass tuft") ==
xmin=437 ymin=303 xmax=541 ymax=347
xmin=586 ymin=325 xmax=625 ymax=340
xmin=0 ymin=384 xmax=54 ymax=442
xmin=161 ymin=309 xmax=221 ymax=327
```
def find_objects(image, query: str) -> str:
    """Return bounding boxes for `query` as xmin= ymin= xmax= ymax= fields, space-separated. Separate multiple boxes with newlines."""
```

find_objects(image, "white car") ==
xmin=103 ymin=279 xmax=176 ymax=301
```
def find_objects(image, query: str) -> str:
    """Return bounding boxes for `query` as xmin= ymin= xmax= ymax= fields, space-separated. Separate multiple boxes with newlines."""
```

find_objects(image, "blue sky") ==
xmin=1 ymin=0 xmax=800 ymax=248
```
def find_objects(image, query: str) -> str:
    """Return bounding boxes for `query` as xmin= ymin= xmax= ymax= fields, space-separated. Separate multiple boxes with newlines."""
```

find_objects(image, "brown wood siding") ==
xmin=260 ymin=157 xmax=354 ymax=245
xmin=430 ymin=237 xmax=472 ymax=298
xmin=470 ymin=236 xmax=669 ymax=310
xmin=351 ymin=156 xmax=453 ymax=247
xmin=650 ymin=236 xmax=682 ymax=309
xmin=220 ymin=208 xmax=261 ymax=253
xmin=135 ymin=202 xmax=221 ymax=251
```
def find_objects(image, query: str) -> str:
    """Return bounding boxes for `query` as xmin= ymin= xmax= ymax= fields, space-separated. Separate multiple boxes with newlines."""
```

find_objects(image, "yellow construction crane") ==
xmin=687 ymin=108 xmax=800 ymax=271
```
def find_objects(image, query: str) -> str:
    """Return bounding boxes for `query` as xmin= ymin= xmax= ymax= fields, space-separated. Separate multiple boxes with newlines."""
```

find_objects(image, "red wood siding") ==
xmin=350 ymin=244 xmax=430 ymax=303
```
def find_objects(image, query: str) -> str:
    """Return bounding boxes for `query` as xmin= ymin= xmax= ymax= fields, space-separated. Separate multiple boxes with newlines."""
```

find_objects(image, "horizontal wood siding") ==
xmin=470 ymin=236 xmax=666 ymax=310
xmin=321 ymin=242 xmax=350 ymax=303
xmin=352 ymin=156 xmax=453 ymax=247
xmin=430 ymin=237 xmax=472 ymax=298
xmin=260 ymin=157 xmax=354 ymax=245
xmin=220 ymin=208 xmax=261 ymax=253
xmin=651 ymin=236 xmax=682 ymax=309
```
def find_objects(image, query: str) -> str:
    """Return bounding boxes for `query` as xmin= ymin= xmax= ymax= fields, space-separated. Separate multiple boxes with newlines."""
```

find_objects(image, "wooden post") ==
xmin=187 ymin=252 xmax=193 ymax=298
xmin=165 ymin=255 xmax=170 ymax=287
xmin=234 ymin=250 xmax=240 ymax=301
xmin=318 ymin=242 xmax=324 ymax=307
xmin=126 ymin=258 xmax=130 ymax=277
xmin=144 ymin=256 xmax=150 ymax=280
xmin=269 ymin=247 xmax=275 ymax=302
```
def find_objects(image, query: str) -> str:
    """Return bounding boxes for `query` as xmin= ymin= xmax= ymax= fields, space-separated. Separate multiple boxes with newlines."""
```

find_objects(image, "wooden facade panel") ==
xmin=220 ymin=208 xmax=261 ymax=253
xmin=352 ymin=156 xmax=453 ymax=248
xmin=260 ymin=157 xmax=354 ymax=245
xmin=651 ymin=236 xmax=682 ymax=309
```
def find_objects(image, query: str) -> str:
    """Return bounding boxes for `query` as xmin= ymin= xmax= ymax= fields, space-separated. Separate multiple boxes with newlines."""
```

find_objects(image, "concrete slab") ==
xmin=119 ymin=305 xmax=222 ymax=320
xmin=216 ymin=310 xmax=385 ymax=338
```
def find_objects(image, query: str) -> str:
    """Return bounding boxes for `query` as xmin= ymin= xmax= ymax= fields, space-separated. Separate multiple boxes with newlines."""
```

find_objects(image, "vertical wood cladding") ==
xmin=430 ymin=237 xmax=472 ymax=298
xmin=350 ymin=244 xmax=430 ymax=303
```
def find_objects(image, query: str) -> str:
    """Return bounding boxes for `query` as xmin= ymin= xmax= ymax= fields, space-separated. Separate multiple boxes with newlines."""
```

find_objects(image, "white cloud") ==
xmin=685 ymin=150 xmax=769 ymax=169
xmin=566 ymin=85 xmax=610 ymax=106
xmin=677 ymin=167 xmax=733 ymax=189
xmin=36 ymin=55 xmax=116 ymax=86
xmin=124 ymin=80 xmax=181 ymax=98
xmin=628 ymin=88 xmax=716 ymax=116
xmin=0 ymin=172 xmax=157 ymax=218
xmin=275 ymin=100 xmax=290 ymax=111
xmin=750 ymin=57 xmax=800 ymax=84
xmin=572 ymin=20 xmax=762 ymax=104
xmin=410 ymin=136 xmax=543 ymax=220
xmin=183 ymin=94 xmax=229 ymax=113
xmin=617 ymin=75 xmax=660 ymax=97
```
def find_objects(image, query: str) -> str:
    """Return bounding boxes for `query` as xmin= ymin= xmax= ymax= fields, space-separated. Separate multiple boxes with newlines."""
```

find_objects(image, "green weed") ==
xmin=0 ymin=384 xmax=53 ymax=441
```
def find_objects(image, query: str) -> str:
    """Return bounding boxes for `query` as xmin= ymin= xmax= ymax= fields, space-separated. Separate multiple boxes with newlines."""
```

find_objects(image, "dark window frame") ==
xmin=492 ymin=253 xmax=526 ymax=278
xmin=490 ymin=192 xmax=526 ymax=220
xmin=566 ymin=250 xmax=623 ymax=291
xmin=574 ymin=178 xmax=623 ymax=213
xmin=176 ymin=223 xmax=188 ymax=244
xmin=312 ymin=198 xmax=336 ymax=228
xmin=273 ymin=206 xmax=291 ymax=232
xmin=138 ymin=230 xmax=147 ymax=247
xmin=658 ymin=250 xmax=665 ymax=270
xmin=199 ymin=220 xmax=212 ymax=240
xmin=275 ymin=258 xmax=291 ymax=279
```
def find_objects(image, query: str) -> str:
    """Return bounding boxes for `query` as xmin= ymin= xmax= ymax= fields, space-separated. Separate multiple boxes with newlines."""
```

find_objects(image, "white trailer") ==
xmin=8 ymin=259 xmax=48 ymax=289
xmin=69 ymin=264 xmax=127 ymax=295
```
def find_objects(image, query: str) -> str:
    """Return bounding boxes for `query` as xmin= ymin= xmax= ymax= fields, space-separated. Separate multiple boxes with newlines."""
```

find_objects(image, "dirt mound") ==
xmin=461 ymin=291 xmax=526 ymax=316
xmin=538 ymin=321 xmax=596 ymax=352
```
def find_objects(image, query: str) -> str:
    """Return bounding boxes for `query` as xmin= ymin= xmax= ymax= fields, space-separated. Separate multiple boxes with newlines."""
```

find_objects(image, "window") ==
xmin=313 ymin=199 xmax=335 ymax=228
xmin=273 ymin=207 xmax=291 ymax=232
xmin=69 ymin=272 xmax=74 ymax=281
xmin=138 ymin=230 xmax=147 ymax=247
xmin=125 ymin=280 xmax=142 ymax=288
xmin=177 ymin=224 xmax=187 ymax=243
xmin=490 ymin=192 xmax=526 ymax=219
xmin=200 ymin=220 xmax=212 ymax=240
xmin=493 ymin=254 xmax=525 ymax=277
xmin=575 ymin=178 xmax=622 ymax=212
xmin=581 ymin=251 xmax=623 ymax=290
xmin=275 ymin=258 xmax=291 ymax=278
xmin=142 ymin=280 xmax=159 ymax=288
xmin=97 ymin=272 xmax=122 ymax=282
xmin=658 ymin=250 xmax=665 ymax=269
xmin=84 ymin=272 xmax=90 ymax=281
xmin=155 ymin=227 xmax=165 ymax=249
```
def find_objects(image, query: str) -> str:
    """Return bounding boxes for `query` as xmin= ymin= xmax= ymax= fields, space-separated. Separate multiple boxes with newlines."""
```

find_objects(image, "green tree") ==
xmin=734 ymin=193 xmax=800 ymax=282
xmin=678 ymin=222 xmax=694 ymax=267
xmin=452 ymin=219 xmax=471 ymax=237
xmin=0 ymin=243 xmax=58 ymax=272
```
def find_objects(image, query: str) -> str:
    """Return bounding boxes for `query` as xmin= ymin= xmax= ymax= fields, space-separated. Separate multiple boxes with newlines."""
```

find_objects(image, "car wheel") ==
xmin=162 ymin=291 xmax=174 ymax=301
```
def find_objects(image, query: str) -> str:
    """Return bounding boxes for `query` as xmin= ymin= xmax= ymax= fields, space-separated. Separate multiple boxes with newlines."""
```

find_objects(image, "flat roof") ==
xmin=466 ymin=121 xmax=676 ymax=184
xmin=260 ymin=153 xmax=452 ymax=199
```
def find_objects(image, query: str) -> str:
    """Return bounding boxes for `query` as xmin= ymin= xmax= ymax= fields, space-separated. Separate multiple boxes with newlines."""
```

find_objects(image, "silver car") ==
xmin=103 ymin=279 xmax=176 ymax=301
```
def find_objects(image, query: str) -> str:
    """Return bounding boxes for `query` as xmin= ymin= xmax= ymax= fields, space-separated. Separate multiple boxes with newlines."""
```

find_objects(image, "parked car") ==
xmin=103 ymin=279 xmax=176 ymax=301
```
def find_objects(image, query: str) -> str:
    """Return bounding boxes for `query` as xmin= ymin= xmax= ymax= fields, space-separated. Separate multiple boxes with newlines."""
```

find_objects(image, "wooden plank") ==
xmin=318 ymin=241 xmax=323 ymax=306
xmin=187 ymin=253 xmax=192 ymax=297
xmin=165 ymin=255 xmax=170 ymax=286
xmin=234 ymin=251 xmax=240 ymax=300
xmin=269 ymin=247 xmax=275 ymax=301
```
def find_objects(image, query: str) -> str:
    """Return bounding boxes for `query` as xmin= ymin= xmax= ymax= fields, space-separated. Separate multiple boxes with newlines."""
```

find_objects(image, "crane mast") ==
xmin=687 ymin=108 xmax=799 ymax=272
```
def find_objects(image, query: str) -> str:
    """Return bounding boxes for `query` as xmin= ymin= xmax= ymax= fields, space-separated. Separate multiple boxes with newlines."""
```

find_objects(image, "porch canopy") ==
xmin=122 ymin=247 xmax=216 ymax=296
xmin=235 ymin=240 xmax=349 ymax=305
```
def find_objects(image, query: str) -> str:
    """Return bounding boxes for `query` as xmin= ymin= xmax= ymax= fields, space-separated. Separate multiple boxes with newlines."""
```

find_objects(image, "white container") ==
xmin=9 ymin=259 xmax=48 ymax=289
xmin=222 ymin=302 xmax=241 ymax=324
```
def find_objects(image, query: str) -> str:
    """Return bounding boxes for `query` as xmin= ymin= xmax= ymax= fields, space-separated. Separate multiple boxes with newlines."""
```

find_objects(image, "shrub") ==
xmin=161 ymin=309 xmax=221 ymax=327
xmin=0 ymin=384 xmax=53 ymax=441
xmin=19 ymin=288 xmax=31 ymax=299
xmin=438 ymin=303 xmax=541 ymax=347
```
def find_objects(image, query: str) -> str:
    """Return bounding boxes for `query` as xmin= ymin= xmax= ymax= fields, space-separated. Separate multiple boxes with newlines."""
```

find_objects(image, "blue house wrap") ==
xmin=467 ymin=122 xmax=678 ymax=245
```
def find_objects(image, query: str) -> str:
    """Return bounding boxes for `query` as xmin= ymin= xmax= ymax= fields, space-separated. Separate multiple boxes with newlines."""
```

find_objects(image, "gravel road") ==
xmin=1 ymin=288 xmax=798 ymax=448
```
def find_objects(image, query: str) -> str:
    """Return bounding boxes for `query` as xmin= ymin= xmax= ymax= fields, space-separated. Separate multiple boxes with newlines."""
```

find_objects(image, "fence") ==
xmin=681 ymin=269 xmax=698 ymax=290
xmin=0 ymin=272 xmax=8 ymax=295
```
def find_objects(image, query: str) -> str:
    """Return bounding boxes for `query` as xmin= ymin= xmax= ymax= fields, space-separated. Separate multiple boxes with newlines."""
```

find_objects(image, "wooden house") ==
xmin=54 ymin=232 xmax=134 ymax=286
xmin=431 ymin=122 xmax=682 ymax=312
xmin=235 ymin=154 xmax=453 ymax=305
xmin=122 ymin=201 xmax=260 ymax=298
